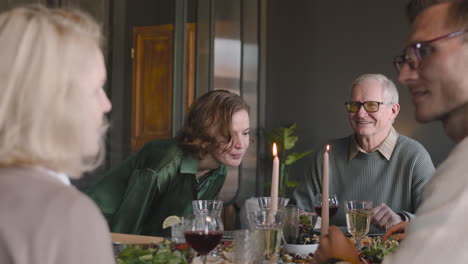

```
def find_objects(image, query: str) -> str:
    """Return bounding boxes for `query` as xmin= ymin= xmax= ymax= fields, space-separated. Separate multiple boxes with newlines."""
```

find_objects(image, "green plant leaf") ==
xmin=263 ymin=123 xmax=314 ymax=198
xmin=263 ymin=127 xmax=285 ymax=147
xmin=282 ymin=123 xmax=298 ymax=150
xmin=286 ymin=181 xmax=299 ymax=188
xmin=284 ymin=150 xmax=313 ymax=165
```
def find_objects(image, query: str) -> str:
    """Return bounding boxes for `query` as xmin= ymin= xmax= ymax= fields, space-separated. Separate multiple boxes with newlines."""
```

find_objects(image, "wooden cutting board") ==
xmin=111 ymin=232 xmax=164 ymax=244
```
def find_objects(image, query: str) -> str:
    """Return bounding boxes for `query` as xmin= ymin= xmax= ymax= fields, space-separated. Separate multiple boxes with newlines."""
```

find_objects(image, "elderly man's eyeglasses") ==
xmin=345 ymin=101 xmax=390 ymax=113
xmin=393 ymin=29 xmax=468 ymax=72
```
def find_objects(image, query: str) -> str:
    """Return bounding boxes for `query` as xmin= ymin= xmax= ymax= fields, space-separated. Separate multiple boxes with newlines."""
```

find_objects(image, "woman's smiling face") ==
xmin=210 ymin=110 xmax=250 ymax=167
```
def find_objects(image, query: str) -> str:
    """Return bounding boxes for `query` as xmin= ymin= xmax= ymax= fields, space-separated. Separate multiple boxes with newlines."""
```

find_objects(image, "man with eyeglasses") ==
xmin=315 ymin=1 xmax=468 ymax=263
xmin=293 ymin=73 xmax=434 ymax=231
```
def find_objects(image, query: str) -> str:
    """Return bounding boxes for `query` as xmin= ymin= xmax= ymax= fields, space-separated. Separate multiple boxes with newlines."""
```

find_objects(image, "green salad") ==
xmin=361 ymin=237 xmax=399 ymax=263
xmin=116 ymin=241 xmax=189 ymax=264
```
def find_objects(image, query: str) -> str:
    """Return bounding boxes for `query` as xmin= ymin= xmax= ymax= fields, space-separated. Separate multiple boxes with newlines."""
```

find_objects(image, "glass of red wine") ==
xmin=184 ymin=212 xmax=224 ymax=264
xmin=314 ymin=194 xmax=339 ymax=219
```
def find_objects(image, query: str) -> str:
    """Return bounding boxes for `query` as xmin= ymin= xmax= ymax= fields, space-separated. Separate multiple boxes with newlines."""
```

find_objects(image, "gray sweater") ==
xmin=293 ymin=133 xmax=435 ymax=227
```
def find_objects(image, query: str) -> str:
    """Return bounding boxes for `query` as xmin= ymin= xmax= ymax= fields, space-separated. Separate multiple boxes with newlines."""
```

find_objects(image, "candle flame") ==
xmin=326 ymin=145 xmax=330 ymax=151
xmin=273 ymin=143 xmax=278 ymax=157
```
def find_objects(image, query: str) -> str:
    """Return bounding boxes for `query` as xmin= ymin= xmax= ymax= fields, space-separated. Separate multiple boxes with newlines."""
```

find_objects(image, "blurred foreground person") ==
xmin=315 ymin=1 xmax=468 ymax=263
xmin=87 ymin=89 xmax=250 ymax=237
xmin=0 ymin=5 xmax=114 ymax=264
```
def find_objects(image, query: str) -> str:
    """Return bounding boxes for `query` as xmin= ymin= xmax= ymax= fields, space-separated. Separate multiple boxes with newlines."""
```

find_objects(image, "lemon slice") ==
xmin=162 ymin=215 xmax=182 ymax=229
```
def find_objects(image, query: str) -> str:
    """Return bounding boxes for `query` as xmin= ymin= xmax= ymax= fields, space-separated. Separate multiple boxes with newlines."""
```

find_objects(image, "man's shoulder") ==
xmin=393 ymin=135 xmax=434 ymax=167
xmin=396 ymin=134 xmax=429 ymax=152
xmin=308 ymin=136 xmax=350 ymax=162
xmin=328 ymin=135 xmax=352 ymax=152
xmin=320 ymin=135 xmax=351 ymax=148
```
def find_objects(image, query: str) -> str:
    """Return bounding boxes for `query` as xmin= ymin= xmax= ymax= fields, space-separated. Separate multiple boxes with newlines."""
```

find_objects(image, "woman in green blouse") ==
xmin=86 ymin=90 xmax=250 ymax=237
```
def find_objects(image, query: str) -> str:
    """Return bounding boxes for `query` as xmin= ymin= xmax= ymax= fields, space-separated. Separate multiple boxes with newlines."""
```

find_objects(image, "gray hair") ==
xmin=351 ymin=73 xmax=399 ymax=104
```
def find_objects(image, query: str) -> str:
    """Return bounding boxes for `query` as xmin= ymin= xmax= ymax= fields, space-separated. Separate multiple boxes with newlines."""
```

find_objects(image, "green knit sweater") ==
xmin=293 ymin=133 xmax=435 ymax=227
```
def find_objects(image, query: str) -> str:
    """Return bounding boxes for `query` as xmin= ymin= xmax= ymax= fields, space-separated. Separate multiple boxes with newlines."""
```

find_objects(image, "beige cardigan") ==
xmin=0 ymin=167 xmax=114 ymax=264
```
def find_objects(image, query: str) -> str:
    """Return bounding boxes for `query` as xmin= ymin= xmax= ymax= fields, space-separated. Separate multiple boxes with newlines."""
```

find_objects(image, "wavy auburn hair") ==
xmin=176 ymin=89 xmax=250 ymax=158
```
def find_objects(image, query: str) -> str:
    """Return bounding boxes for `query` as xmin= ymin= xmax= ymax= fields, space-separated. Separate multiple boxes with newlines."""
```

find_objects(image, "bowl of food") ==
xmin=284 ymin=243 xmax=319 ymax=256
xmin=284 ymin=212 xmax=320 ymax=258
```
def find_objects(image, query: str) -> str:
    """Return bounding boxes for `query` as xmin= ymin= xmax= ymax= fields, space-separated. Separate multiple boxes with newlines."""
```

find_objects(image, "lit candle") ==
xmin=321 ymin=145 xmax=330 ymax=237
xmin=269 ymin=143 xmax=279 ymax=220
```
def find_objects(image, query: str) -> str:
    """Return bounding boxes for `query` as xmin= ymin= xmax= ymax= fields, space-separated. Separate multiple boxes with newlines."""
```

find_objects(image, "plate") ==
xmin=313 ymin=226 xmax=385 ymax=237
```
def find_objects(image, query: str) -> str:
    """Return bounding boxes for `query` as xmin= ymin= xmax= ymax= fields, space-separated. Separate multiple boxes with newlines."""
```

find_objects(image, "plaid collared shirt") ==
xmin=349 ymin=127 xmax=398 ymax=161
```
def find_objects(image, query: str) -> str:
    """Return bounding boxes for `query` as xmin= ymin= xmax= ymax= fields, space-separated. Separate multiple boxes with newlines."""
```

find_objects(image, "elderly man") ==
xmin=315 ymin=1 xmax=468 ymax=263
xmin=293 ymin=73 xmax=435 ymax=230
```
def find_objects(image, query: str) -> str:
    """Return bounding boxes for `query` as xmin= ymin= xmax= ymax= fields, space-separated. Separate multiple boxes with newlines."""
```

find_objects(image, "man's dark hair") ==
xmin=448 ymin=0 xmax=468 ymax=29
xmin=406 ymin=0 xmax=452 ymax=23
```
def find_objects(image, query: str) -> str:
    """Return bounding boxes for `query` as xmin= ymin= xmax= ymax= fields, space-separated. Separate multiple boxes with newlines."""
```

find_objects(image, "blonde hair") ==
xmin=0 ymin=5 xmax=108 ymax=177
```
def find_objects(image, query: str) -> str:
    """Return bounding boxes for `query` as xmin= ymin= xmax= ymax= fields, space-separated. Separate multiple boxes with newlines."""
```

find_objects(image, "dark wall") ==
xmin=266 ymin=0 xmax=453 ymax=180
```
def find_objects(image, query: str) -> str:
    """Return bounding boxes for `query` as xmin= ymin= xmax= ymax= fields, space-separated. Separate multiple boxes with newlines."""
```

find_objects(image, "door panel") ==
xmin=131 ymin=24 xmax=195 ymax=152
xmin=132 ymin=25 xmax=174 ymax=152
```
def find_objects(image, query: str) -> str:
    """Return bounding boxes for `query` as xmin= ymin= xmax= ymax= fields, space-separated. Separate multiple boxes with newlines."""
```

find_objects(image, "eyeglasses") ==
xmin=393 ymin=29 xmax=468 ymax=72
xmin=345 ymin=101 xmax=390 ymax=113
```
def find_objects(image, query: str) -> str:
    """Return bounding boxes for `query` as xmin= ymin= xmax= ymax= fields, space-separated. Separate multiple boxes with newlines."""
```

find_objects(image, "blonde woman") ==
xmin=0 ymin=6 xmax=113 ymax=264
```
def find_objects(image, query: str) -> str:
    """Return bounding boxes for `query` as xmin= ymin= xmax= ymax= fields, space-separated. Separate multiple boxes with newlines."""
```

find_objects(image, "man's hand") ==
xmin=383 ymin=221 xmax=408 ymax=242
xmin=371 ymin=203 xmax=402 ymax=230
xmin=315 ymin=226 xmax=362 ymax=264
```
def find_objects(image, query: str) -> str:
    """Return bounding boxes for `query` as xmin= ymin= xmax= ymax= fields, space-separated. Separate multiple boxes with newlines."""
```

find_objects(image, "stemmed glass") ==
xmin=184 ymin=212 xmax=224 ymax=264
xmin=257 ymin=197 xmax=290 ymax=211
xmin=192 ymin=200 xmax=223 ymax=217
xmin=344 ymin=200 xmax=373 ymax=250
xmin=314 ymin=194 xmax=339 ymax=219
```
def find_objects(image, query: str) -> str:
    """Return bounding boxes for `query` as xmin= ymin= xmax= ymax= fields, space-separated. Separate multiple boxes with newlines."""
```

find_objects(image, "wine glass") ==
xmin=184 ymin=212 xmax=224 ymax=264
xmin=344 ymin=200 xmax=373 ymax=250
xmin=257 ymin=197 xmax=290 ymax=211
xmin=314 ymin=193 xmax=339 ymax=219
xmin=192 ymin=200 xmax=223 ymax=217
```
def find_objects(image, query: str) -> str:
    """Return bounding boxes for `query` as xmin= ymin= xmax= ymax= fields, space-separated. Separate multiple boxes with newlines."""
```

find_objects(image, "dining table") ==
xmin=111 ymin=232 xmax=164 ymax=244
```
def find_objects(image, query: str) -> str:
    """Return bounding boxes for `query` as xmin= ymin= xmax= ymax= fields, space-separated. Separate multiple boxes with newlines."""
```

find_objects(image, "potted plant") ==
xmin=264 ymin=123 xmax=313 ymax=198
xmin=242 ymin=124 xmax=312 ymax=229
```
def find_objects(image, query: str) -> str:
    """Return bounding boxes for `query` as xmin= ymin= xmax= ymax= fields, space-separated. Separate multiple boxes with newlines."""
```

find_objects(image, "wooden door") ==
xmin=131 ymin=24 xmax=195 ymax=152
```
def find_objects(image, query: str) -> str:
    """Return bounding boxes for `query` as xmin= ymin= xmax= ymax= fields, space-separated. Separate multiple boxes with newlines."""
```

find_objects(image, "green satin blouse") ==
xmin=85 ymin=139 xmax=227 ymax=237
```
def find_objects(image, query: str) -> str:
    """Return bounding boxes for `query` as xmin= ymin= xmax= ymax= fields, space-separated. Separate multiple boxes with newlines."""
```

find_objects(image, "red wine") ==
xmin=184 ymin=230 xmax=223 ymax=255
xmin=314 ymin=206 xmax=339 ymax=218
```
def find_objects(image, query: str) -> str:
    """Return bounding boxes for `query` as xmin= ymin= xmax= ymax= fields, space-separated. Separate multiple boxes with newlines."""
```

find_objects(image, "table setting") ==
xmin=113 ymin=143 xmax=400 ymax=264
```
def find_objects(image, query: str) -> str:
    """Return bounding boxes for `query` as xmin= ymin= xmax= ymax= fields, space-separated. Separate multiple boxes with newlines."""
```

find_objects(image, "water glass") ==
xmin=171 ymin=217 xmax=186 ymax=243
xmin=257 ymin=197 xmax=290 ymax=211
xmin=283 ymin=206 xmax=300 ymax=244
xmin=249 ymin=210 xmax=285 ymax=262
xmin=192 ymin=200 xmax=223 ymax=217
xmin=344 ymin=200 xmax=373 ymax=250
xmin=233 ymin=230 xmax=254 ymax=263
